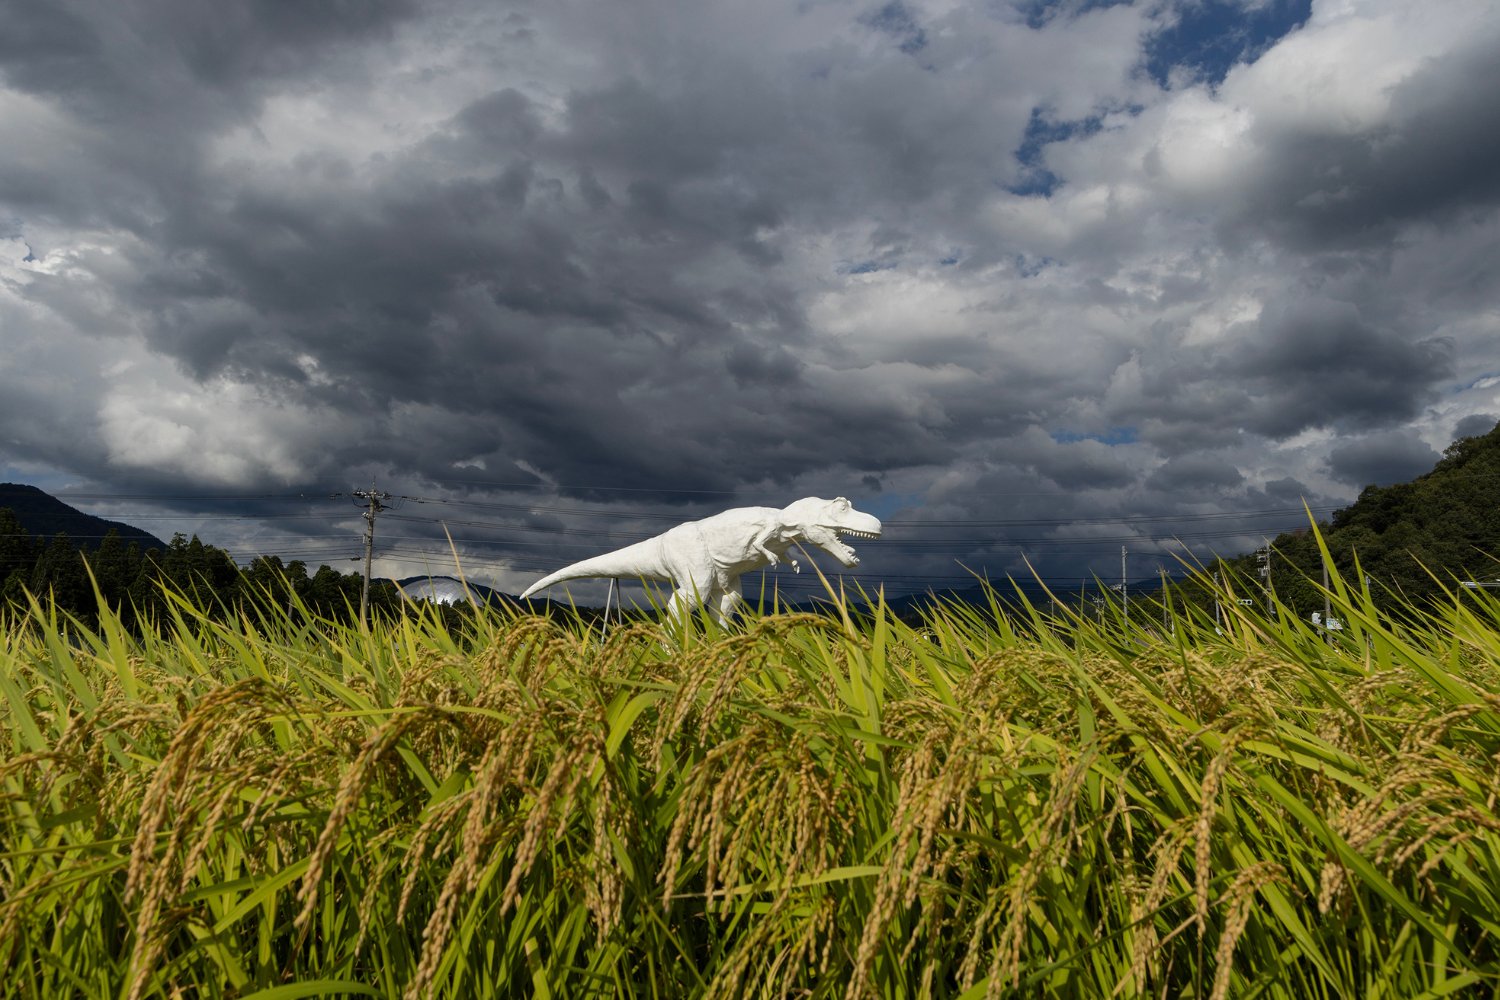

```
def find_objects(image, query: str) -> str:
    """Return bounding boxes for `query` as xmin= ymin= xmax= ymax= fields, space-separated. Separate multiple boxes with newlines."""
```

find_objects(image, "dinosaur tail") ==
xmin=519 ymin=538 xmax=669 ymax=599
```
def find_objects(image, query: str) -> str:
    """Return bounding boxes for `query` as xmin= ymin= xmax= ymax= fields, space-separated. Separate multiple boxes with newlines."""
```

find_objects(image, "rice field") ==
xmin=3 ymin=552 xmax=1499 ymax=998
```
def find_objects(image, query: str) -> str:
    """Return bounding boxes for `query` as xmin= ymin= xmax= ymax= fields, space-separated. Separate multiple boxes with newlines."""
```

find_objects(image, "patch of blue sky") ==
xmin=1458 ymin=372 xmax=1500 ymax=392
xmin=1006 ymin=166 xmax=1061 ymax=198
xmin=1 ymin=465 xmax=80 ymax=494
xmin=857 ymin=490 xmax=925 ymax=521
xmin=842 ymin=259 xmax=896 ymax=275
xmin=1052 ymin=426 xmax=1139 ymax=446
xmin=1144 ymin=0 xmax=1311 ymax=87
xmin=1014 ymin=253 xmax=1057 ymax=277
xmin=1006 ymin=107 xmax=1107 ymax=197
xmin=860 ymin=1 xmax=927 ymax=55
xmin=0 ymin=224 xmax=36 ymax=261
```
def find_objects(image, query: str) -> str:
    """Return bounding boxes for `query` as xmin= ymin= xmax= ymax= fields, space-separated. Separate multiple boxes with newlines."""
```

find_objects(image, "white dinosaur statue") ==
xmin=519 ymin=496 xmax=882 ymax=625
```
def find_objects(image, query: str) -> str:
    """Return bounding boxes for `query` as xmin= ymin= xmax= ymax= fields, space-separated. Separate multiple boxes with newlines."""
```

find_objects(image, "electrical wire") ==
xmin=27 ymin=487 xmax=1346 ymax=594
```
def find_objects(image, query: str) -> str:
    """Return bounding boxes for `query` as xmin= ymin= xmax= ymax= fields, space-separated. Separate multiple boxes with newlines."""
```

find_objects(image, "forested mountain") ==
xmin=0 ymin=487 xmax=404 ymax=626
xmin=8 ymin=416 xmax=1500 ymax=628
xmin=1224 ymin=419 xmax=1500 ymax=614
xmin=0 ymin=484 xmax=167 ymax=551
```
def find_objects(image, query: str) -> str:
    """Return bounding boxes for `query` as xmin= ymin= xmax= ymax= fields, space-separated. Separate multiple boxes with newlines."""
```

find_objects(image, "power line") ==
xmin=29 ymin=487 xmax=1350 ymax=593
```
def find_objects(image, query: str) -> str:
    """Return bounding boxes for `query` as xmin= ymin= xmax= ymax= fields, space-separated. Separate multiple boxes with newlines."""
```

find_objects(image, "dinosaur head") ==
xmin=781 ymin=496 xmax=883 ymax=567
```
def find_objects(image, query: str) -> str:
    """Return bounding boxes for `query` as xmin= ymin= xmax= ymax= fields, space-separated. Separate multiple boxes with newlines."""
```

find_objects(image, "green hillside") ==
xmin=1234 ymin=420 xmax=1500 ymax=614
xmin=0 ymin=483 xmax=167 ymax=551
xmin=0 ymin=485 xmax=404 ymax=627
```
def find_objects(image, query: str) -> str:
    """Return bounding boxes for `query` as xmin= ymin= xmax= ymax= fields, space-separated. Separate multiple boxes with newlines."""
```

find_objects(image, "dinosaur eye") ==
xmin=837 ymin=497 xmax=849 ymax=509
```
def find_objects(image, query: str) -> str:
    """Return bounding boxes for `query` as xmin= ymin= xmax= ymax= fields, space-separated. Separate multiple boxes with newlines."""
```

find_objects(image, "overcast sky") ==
xmin=3 ymin=0 xmax=1499 ymax=601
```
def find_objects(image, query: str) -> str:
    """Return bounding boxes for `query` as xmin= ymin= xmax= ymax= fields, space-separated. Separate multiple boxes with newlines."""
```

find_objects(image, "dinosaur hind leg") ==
xmin=664 ymin=584 xmax=739 ymax=628
xmin=714 ymin=583 xmax=743 ymax=628
xmin=666 ymin=586 xmax=703 ymax=626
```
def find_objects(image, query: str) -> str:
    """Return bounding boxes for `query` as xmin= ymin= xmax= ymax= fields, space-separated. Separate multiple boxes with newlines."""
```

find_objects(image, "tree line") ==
xmin=0 ymin=510 xmax=405 ymax=627
xmin=947 ymin=420 xmax=1500 ymax=629
xmin=1219 ymin=421 xmax=1500 ymax=618
xmin=8 ymin=416 xmax=1500 ymax=632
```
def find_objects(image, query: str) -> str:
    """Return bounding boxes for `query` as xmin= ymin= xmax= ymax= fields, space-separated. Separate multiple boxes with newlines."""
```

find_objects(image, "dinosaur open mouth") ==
xmin=833 ymin=527 xmax=879 ymax=564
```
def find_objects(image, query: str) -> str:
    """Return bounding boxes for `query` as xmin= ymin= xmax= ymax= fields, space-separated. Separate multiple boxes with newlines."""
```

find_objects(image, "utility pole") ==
xmin=1256 ymin=540 xmax=1272 ymax=615
xmin=1120 ymin=546 xmax=1128 ymax=619
xmin=352 ymin=482 xmax=392 ymax=627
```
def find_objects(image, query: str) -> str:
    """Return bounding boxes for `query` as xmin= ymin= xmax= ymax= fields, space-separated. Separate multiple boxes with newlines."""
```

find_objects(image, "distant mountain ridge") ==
xmin=10 ymin=417 xmax=1500 ymax=620
xmin=0 ymin=483 xmax=169 ymax=551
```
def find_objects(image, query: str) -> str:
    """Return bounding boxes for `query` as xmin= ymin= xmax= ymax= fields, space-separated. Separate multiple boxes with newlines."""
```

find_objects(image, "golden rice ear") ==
xmin=6 ymin=549 xmax=1500 ymax=1000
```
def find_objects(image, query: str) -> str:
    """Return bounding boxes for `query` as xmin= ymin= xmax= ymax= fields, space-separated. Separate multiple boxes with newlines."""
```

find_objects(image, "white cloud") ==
xmin=96 ymin=368 xmax=337 ymax=486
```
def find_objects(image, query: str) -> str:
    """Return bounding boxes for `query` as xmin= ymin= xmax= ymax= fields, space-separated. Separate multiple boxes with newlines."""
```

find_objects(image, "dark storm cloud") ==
xmin=1145 ymin=453 xmax=1243 ymax=495
xmin=1112 ymin=295 xmax=1453 ymax=447
xmin=6 ymin=0 xmax=1046 ymax=499
xmin=0 ymin=0 xmax=415 ymax=108
xmin=1095 ymin=286 xmax=1456 ymax=462
xmin=1006 ymin=432 xmax=1139 ymax=491
xmin=1231 ymin=28 xmax=1500 ymax=250
xmin=1455 ymin=414 xmax=1498 ymax=441
xmin=0 ymin=0 xmax=417 ymax=231
xmin=1220 ymin=297 xmax=1454 ymax=438
xmin=725 ymin=342 xmax=804 ymax=387
xmin=5 ymin=0 xmax=1500 ymax=594
xmin=52 ymin=88 xmax=812 ymax=491
xmin=1326 ymin=431 xmax=1442 ymax=489
xmin=1258 ymin=476 xmax=1317 ymax=507
xmin=6 ymin=5 xmax=1027 ymax=497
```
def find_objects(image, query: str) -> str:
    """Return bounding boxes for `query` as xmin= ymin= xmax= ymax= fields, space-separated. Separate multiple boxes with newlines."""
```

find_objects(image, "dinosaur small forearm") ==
xmin=752 ymin=528 xmax=793 ymax=570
